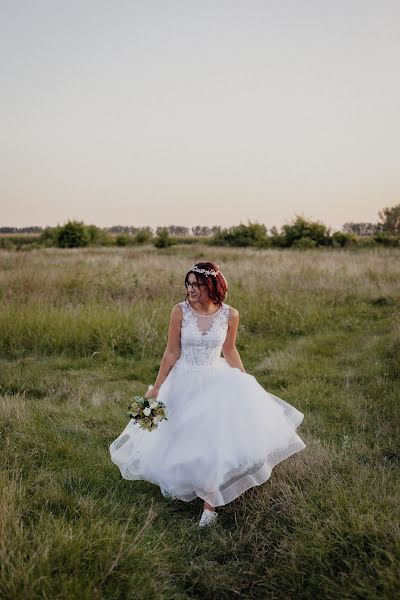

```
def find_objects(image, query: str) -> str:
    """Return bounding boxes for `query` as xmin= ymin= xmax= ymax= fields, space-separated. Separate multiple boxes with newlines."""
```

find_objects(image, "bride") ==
xmin=109 ymin=261 xmax=306 ymax=527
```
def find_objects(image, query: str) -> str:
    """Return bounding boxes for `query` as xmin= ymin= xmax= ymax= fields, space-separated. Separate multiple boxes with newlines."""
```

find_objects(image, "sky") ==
xmin=1 ymin=0 xmax=399 ymax=231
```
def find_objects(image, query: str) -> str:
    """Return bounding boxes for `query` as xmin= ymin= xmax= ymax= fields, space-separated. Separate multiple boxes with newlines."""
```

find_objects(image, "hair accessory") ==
xmin=189 ymin=265 xmax=220 ymax=277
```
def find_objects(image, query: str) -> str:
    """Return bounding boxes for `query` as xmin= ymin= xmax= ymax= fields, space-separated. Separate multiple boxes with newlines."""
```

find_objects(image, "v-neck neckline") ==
xmin=186 ymin=300 xmax=222 ymax=317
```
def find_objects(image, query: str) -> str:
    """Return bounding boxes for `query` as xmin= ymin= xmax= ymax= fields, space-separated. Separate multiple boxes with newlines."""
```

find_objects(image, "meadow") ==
xmin=0 ymin=244 xmax=399 ymax=599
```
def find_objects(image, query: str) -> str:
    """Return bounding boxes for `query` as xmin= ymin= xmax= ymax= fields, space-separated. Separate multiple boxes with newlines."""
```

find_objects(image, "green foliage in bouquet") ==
xmin=127 ymin=395 xmax=168 ymax=431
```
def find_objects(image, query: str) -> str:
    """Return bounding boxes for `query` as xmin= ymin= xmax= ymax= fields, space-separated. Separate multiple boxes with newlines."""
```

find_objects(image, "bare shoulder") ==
xmin=171 ymin=303 xmax=183 ymax=320
xmin=226 ymin=305 xmax=239 ymax=322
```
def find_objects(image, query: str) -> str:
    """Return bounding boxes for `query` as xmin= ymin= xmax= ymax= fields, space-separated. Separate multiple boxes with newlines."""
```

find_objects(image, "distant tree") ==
xmin=281 ymin=215 xmax=331 ymax=247
xmin=39 ymin=226 xmax=61 ymax=246
xmin=378 ymin=203 xmax=400 ymax=234
xmin=168 ymin=225 xmax=190 ymax=236
xmin=342 ymin=222 xmax=381 ymax=236
xmin=153 ymin=227 xmax=177 ymax=248
xmin=56 ymin=221 xmax=91 ymax=248
xmin=332 ymin=231 xmax=356 ymax=247
xmin=115 ymin=234 xmax=134 ymax=246
xmin=155 ymin=225 xmax=189 ymax=237
xmin=135 ymin=227 xmax=153 ymax=244
xmin=20 ymin=226 xmax=42 ymax=233
xmin=87 ymin=224 xmax=112 ymax=245
xmin=192 ymin=226 xmax=212 ymax=236
xmin=268 ymin=226 xmax=286 ymax=247
xmin=210 ymin=226 xmax=221 ymax=234
xmin=0 ymin=226 xmax=43 ymax=234
xmin=106 ymin=225 xmax=131 ymax=233
xmin=211 ymin=221 xmax=268 ymax=247
xmin=105 ymin=225 xmax=142 ymax=234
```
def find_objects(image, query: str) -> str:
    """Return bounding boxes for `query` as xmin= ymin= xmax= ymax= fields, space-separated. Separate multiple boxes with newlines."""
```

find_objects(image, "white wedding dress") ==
xmin=109 ymin=300 xmax=306 ymax=507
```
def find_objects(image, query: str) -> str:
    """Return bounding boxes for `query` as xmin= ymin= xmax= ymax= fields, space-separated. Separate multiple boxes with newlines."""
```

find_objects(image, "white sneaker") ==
xmin=199 ymin=508 xmax=218 ymax=528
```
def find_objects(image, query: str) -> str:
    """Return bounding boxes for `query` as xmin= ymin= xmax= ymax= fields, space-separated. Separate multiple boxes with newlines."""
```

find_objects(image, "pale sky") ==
xmin=1 ymin=0 xmax=399 ymax=231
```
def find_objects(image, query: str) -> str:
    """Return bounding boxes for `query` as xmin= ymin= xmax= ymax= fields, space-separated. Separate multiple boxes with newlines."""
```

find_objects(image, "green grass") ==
xmin=0 ymin=245 xmax=399 ymax=599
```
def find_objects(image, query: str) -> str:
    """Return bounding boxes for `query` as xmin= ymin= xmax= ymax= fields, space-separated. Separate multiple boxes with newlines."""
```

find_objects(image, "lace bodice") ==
xmin=172 ymin=300 xmax=230 ymax=372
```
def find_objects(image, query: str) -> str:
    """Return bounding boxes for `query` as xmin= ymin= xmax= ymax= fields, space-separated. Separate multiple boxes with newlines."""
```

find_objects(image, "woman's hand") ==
xmin=144 ymin=385 xmax=159 ymax=400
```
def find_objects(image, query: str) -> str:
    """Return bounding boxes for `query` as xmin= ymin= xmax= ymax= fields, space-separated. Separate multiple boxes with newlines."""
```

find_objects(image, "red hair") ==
xmin=184 ymin=261 xmax=228 ymax=306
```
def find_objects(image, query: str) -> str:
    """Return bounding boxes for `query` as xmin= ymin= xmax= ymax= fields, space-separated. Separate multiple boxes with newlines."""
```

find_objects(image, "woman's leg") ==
xmin=203 ymin=500 xmax=215 ymax=511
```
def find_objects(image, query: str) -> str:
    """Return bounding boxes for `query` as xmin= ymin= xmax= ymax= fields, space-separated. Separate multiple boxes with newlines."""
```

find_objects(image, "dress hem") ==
xmin=110 ymin=429 xmax=306 ymax=508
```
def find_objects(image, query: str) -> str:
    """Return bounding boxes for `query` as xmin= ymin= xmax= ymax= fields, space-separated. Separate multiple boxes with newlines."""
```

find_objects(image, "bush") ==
xmin=210 ymin=221 xmax=268 ymax=247
xmin=153 ymin=228 xmax=177 ymax=248
xmin=115 ymin=234 xmax=136 ymax=247
xmin=39 ymin=223 xmax=112 ymax=248
xmin=378 ymin=203 xmax=400 ymax=234
xmin=39 ymin=226 xmax=60 ymax=247
xmin=55 ymin=221 xmax=91 ymax=248
xmin=332 ymin=231 xmax=356 ymax=247
xmin=281 ymin=216 xmax=331 ymax=247
xmin=134 ymin=227 xmax=153 ymax=244
xmin=292 ymin=236 xmax=317 ymax=249
xmin=87 ymin=225 xmax=112 ymax=246
xmin=269 ymin=227 xmax=287 ymax=248
xmin=374 ymin=233 xmax=400 ymax=247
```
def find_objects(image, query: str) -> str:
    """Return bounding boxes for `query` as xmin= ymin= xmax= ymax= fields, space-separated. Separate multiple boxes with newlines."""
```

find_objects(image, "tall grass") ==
xmin=0 ymin=245 xmax=399 ymax=599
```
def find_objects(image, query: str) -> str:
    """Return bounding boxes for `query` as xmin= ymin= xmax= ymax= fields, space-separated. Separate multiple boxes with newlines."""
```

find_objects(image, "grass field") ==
xmin=1 ymin=245 xmax=399 ymax=599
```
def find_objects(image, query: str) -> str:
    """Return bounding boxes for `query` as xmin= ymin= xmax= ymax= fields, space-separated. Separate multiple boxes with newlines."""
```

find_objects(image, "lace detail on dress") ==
xmin=173 ymin=301 xmax=230 ymax=371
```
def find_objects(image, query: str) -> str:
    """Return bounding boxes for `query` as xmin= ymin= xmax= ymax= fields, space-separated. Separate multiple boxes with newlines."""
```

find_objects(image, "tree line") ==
xmin=1 ymin=204 xmax=399 ymax=249
xmin=0 ymin=225 xmax=221 ymax=236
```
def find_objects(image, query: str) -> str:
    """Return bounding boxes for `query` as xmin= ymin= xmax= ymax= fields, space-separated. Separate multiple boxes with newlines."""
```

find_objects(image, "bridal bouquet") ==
xmin=127 ymin=386 xmax=167 ymax=432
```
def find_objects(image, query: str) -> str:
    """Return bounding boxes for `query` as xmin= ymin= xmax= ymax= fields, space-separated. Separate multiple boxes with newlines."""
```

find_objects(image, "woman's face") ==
xmin=186 ymin=273 xmax=209 ymax=302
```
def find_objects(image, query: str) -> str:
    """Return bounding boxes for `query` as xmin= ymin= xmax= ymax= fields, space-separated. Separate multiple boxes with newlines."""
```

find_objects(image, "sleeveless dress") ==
xmin=109 ymin=300 xmax=306 ymax=507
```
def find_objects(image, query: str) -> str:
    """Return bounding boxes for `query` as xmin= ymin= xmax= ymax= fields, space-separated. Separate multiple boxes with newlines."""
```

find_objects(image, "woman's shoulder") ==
xmin=224 ymin=304 xmax=239 ymax=319
xmin=176 ymin=300 xmax=188 ymax=312
xmin=170 ymin=303 xmax=185 ymax=320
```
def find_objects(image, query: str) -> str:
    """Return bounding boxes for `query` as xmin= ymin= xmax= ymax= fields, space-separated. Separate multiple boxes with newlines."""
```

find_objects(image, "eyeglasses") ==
xmin=185 ymin=281 xmax=205 ymax=290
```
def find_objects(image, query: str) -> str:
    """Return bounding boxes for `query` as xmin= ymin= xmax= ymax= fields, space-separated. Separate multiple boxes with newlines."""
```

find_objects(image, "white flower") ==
xmin=150 ymin=400 xmax=158 ymax=409
xmin=143 ymin=407 xmax=151 ymax=416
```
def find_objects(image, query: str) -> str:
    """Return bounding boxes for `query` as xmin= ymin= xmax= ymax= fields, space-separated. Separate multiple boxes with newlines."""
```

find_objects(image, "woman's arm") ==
xmin=222 ymin=307 xmax=246 ymax=373
xmin=145 ymin=304 xmax=182 ymax=397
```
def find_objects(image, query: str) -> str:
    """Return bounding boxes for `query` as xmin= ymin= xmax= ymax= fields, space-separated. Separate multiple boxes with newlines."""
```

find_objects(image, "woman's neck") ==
xmin=187 ymin=298 xmax=220 ymax=315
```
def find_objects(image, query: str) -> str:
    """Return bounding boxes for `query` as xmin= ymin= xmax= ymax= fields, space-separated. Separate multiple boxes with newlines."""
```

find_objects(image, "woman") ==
xmin=109 ymin=261 xmax=306 ymax=527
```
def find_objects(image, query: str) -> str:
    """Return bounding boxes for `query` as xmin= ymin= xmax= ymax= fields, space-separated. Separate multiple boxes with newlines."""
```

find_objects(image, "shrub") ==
xmin=55 ymin=221 xmax=91 ymax=248
xmin=281 ymin=216 xmax=331 ymax=247
xmin=378 ymin=203 xmax=400 ymax=234
xmin=153 ymin=228 xmax=177 ymax=248
xmin=269 ymin=227 xmax=287 ymax=248
xmin=115 ymin=234 xmax=134 ymax=247
xmin=39 ymin=226 xmax=60 ymax=247
xmin=210 ymin=221 xmax=268 ymax=247
xmin=332 ymin=231 xmax=356 ymax=247
xmin=87 ymin=224 xmax=112 ymax=246
xmin=134 ymin=227 xmax=153 ymax=244
xmin=374 ymin=233 xmax=400 ymax=247
xmin=292 ymin=236 xmax=317 ymax=249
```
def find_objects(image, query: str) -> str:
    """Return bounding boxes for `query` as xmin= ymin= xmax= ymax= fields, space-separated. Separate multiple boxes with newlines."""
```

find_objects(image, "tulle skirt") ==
xmin=109 ymin=357 xmax=306 ymax=507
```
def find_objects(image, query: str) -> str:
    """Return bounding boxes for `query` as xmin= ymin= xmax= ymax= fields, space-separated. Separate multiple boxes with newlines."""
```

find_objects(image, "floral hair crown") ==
xmin=189 ymin=265 xmax=220 ymax=277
